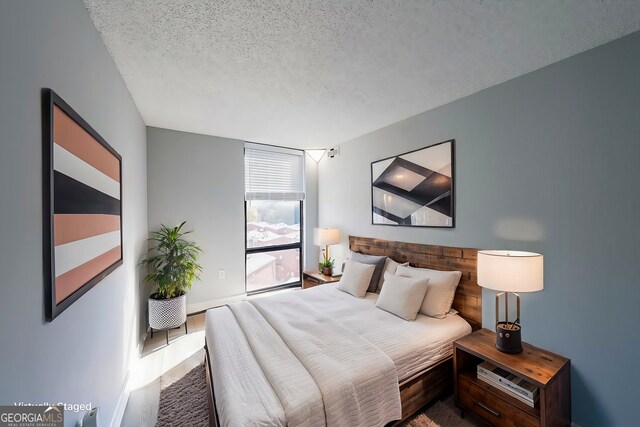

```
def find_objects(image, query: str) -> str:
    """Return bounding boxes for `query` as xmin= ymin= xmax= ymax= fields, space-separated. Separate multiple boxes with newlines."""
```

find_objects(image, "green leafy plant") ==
xmin=319 ymin=252 xmax=335 ymax=270
xmin=141 ymin=221 xmax=203 ymax=299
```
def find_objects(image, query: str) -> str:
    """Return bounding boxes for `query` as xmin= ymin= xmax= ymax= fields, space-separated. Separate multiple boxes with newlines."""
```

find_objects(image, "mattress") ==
xmin=292 ymin=283 xmax=472 ymax=381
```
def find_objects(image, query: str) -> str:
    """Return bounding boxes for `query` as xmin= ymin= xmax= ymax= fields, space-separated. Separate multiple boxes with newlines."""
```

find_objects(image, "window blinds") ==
xmin=245 ymin=143 xmax=305 ymax=201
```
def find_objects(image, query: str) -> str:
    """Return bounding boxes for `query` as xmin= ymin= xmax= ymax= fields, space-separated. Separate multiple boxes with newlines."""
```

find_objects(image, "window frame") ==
xmin=244 ymin=200 xmax=304 ymax=295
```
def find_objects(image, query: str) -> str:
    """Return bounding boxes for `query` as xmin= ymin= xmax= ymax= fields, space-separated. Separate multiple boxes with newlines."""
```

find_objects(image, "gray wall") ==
xmin=147 ymin=127 xmax=246 ymax=312
xmin=147 ymin=127 xmax=320 ymax=310
xmin=318 ymin=32 xmax=640 ymax=427
xmin=0 ymin=1 xmax=148 ymax=427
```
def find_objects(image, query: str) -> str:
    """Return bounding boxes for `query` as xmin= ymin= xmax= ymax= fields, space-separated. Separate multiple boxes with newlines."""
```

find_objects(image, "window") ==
xmin=245 ymin=144 xmax=304 ymax=293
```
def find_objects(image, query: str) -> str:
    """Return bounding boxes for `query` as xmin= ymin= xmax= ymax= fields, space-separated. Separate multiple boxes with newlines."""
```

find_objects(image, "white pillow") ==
xmin=395 ymin=265 xmax=462 ymax=319
xmin=376 ymin=258 xmax=410 ymax=293
xmin=337 ymin=260 xmax=376 ymax=298
xmin=343 ymin=251 xmax=388 ymax=293
xmin=375 ymin=272 xmax=429 ymax=321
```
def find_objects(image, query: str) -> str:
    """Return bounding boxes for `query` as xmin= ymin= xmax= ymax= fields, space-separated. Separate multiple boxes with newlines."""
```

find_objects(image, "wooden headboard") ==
xmin=349 ymin=236 xmax=482 ymax=331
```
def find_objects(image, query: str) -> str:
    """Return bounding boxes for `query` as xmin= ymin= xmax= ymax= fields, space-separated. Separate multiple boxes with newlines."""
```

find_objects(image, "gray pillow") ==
xmin=376 ymin=258 xmax=410 ymax=293
xmin=349 ymin=252 xmax=388 ymax=293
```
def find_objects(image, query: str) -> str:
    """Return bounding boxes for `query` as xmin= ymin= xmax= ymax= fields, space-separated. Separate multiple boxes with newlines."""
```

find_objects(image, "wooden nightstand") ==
xmin=454 ymin=329 xmax=571 ymax=427
xmin=302 ymin=271 xmax=341 ymax=289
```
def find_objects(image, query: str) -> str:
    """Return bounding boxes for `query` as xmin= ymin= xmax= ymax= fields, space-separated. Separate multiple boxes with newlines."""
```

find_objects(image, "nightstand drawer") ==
xmin=458 ymin=374 xmax=539 ymax=427
xmin=302 ymin=271 xmax=340 ymax=289
xmin=303 ymin=277 xmax=322 ymax=289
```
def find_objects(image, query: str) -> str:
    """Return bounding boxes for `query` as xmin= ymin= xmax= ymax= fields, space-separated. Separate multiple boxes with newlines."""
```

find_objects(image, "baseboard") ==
xmin=187 ymin=293 xmax=246 ymax=314
xmin=109 ymin=371 xmax=130 ymax=427
xmin=138 ymin=333 xmax=146 ymax=355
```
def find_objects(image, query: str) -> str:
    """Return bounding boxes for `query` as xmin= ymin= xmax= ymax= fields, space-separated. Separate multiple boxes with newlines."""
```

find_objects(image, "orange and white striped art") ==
xmin=44 ymin=90 xmax=123 ymax=321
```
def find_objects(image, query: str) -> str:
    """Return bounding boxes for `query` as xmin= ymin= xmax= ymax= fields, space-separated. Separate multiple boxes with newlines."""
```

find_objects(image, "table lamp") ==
xmin=478 ymin=250 xmax=544 ymax=354
xmin=313 ymin=228 xmax=340 ymax=275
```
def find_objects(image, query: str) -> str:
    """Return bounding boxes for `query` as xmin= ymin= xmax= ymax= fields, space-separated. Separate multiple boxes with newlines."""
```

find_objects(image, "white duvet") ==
xmin=205 ymin=284 xmax=471 ymax=427
xmin=301 ymin=284 xmax=472 ymax=381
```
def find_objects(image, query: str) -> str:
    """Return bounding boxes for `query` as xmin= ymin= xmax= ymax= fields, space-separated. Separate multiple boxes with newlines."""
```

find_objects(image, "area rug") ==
xmin=156 ymin=364 xmax=209 ymax=427
xmin=157 ymin=364 xmax=480 ymax=426
xmin=405 ymin=397 xmax=479 ymax=427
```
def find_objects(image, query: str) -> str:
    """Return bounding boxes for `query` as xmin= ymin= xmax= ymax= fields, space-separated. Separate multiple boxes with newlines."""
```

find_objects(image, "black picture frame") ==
xmin=370 ymin=139 xmax=456 ymax=228
xmin=42 ymin=89 xmax=123 ymax=321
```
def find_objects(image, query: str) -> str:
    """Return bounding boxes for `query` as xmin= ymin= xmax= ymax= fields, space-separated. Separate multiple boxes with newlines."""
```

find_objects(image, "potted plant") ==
xmin=141 ymin=221 xmax=203 ymax=332
xmin=319 ymin=255 xmax=335 ymax=276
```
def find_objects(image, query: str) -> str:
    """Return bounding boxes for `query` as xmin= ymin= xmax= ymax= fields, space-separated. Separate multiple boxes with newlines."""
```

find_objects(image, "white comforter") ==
xmin=298 ymin=284 xmax=472 ymax=381
xmin=207 ymin=291 xmax=402 ymax=427
xmin=206 ymin=285 xmax=471 ymax=427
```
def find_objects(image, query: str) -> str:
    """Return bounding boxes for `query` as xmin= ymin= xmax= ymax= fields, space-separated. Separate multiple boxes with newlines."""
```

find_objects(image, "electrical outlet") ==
xmin=218 ymin=269 xmax=225 ymax=279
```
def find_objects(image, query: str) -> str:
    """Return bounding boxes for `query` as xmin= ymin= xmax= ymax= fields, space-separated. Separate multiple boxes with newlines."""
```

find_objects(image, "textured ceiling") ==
xmin=83 ymin=0 xmax=640 ymax=149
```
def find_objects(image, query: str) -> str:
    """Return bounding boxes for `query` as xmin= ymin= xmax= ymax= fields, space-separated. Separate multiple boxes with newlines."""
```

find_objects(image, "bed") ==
xmin=204 ymin=236 xmax=482 ymax=426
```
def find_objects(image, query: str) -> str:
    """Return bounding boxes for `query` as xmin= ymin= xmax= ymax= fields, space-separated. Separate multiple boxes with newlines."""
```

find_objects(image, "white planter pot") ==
xmin=148 ymin=294 xmax=187 ymax=330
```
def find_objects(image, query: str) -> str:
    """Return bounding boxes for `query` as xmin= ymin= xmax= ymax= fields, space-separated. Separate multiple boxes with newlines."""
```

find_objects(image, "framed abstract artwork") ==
xmin=371 ymin=139 xmax=455 ymax=228
xmin=42 ymin=89 xmax=123 ymax=321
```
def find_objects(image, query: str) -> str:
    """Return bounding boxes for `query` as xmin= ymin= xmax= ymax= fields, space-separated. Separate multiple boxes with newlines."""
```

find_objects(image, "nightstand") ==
xmin=454 ymin=329 xmax=571 ymax=427
xmin=302 ymin=271 xmax=341 ymax=289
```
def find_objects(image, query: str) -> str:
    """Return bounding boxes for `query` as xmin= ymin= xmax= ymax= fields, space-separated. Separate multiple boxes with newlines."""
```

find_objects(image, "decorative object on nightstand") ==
xmin=478 ymin=250 xmax=543 ymax=354
xmin=313 ymin=228 xmax=340 ymax=276
xmin=454 ymin=329 xmax=571 ymax=427
xmin=302 ymin=271 xmax=341 ymax=289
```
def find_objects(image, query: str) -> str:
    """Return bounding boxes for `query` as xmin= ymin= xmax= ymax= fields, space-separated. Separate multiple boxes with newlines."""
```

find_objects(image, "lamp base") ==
xmin=495 ymin=322 xmax=522 ymax=354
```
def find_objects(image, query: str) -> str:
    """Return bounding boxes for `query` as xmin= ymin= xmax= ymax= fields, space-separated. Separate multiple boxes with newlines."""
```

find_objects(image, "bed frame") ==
xmin=205 ymin=236 xmax=482 ymax=426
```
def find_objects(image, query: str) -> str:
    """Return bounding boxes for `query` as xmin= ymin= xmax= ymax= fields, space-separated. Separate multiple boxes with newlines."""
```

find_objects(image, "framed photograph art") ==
xmin=371 ymin=139 xmax=455 ymax=228
xmin=43 ymin=89 xmax=123 ymax=321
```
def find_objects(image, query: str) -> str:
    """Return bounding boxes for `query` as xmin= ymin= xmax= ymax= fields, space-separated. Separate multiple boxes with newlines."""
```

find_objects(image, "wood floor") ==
xmin=121 ymin=313 xmax=206 ymax=427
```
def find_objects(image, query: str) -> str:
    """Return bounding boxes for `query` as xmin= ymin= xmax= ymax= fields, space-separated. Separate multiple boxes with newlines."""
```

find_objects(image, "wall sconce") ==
xmin=305 ymin=149 xmax=326 ymax=163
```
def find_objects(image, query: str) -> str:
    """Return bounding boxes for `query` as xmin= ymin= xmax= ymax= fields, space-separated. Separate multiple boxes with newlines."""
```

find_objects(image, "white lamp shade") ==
xmin=477 ymin=250 xmax=543 ymax=292
xmin=313 ymin=228 xmax=340 ymax=246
